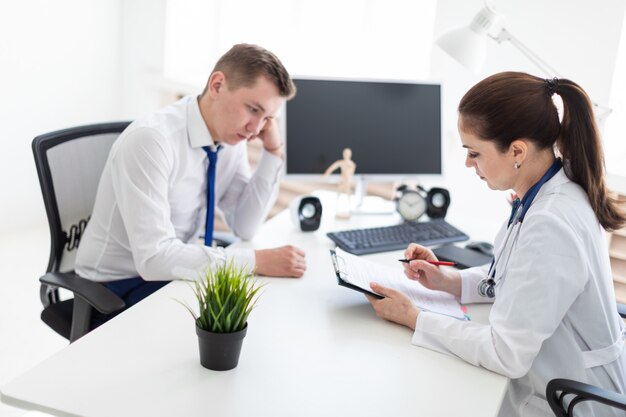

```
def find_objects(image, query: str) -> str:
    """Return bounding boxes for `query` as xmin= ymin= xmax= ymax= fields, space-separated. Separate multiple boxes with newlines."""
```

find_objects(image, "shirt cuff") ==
xmin=460 ymin=269 xmax=476 ymax=304
xmin=224 ymin=247 xmax=256 ymax=273
xmin=459 ymin=267 xmax=494 ymax=304
xmin=412 ymin=311 xmax=434 ymax=347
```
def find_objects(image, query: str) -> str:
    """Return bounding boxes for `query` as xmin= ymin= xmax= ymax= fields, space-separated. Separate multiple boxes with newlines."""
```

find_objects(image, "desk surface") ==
xmin=1 ymin=192 xmax=507 ymax=417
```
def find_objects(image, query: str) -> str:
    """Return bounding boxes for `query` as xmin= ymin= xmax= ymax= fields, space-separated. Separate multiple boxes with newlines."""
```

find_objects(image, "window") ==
xmin=163 ymin=0 xmax=437 ymax=87
xmin=604 ymin=10 xmax=626 ymax=177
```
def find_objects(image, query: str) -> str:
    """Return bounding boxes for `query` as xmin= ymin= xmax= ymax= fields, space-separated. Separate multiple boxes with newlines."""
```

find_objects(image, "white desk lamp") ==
xmin=436 ymin=4 xmax=612 ymax=122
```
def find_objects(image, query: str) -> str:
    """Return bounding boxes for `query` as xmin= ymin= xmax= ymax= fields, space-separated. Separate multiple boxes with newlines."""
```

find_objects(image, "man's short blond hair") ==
xmin=202 ymin=43 xmax=296 ymax=99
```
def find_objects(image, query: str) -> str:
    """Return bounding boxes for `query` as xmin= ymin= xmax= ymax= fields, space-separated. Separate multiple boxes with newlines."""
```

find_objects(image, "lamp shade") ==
xmin=436 ymin=27 xmax=487 ymax=74
xmin=436 ymin=4 xmax=502 ymax=73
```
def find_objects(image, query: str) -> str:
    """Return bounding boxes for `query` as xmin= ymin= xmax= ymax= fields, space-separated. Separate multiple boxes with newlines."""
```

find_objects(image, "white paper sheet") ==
xmin=333 ymin=248 xmax=466 ymax=319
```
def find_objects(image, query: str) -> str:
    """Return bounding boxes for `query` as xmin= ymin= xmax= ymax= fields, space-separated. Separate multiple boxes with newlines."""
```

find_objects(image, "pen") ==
xmin=398 ymin=259 xmax=456 ymax=267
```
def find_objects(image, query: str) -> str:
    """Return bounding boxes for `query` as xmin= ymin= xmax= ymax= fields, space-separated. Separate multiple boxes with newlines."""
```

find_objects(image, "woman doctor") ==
xmin=367 ymin=72 xmax=626 ymax=417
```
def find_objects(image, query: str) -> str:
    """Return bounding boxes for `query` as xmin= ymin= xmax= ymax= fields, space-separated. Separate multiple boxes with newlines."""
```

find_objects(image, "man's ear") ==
xmin=207 ymin=71 xmax=226 ymax=98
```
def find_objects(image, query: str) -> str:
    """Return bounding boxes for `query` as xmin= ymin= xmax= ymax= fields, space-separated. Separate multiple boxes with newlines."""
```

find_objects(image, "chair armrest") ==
xmin=39 ymin=272 xmax=125 ymax=314
xmin=618 ymin=302 xmax=626 ymax=319
xmin=547 ymin=378 xmax=626 ymax=415
xmin=213 ymin=231 xmax=241 ymax=247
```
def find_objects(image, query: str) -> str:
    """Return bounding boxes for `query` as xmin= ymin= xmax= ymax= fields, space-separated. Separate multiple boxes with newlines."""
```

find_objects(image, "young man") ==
xmin=76 ymin=44 xmax=306 ymax=325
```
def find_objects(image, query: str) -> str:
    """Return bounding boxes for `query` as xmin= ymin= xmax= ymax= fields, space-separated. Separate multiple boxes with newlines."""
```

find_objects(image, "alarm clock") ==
xmin=395 ymin=185 xmax=427 ymax=221
xmin=395 ymin=185 xmax=451 ymax=221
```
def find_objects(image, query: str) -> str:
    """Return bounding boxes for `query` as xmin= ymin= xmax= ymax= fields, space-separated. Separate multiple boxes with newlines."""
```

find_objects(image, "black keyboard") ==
xmin=327 ymin=219 xmax=469 ymax=255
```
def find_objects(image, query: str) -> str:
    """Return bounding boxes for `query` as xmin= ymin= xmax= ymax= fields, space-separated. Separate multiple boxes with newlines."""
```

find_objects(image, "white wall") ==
xmin=0 ymin=1 xmax=123 ymax=233
xmin=0 ymin=0 xmax=624 ymax=236
xmin=119 ymin=0 xmax=168 ymax=117
xmin=0 ymin=0 xmax=169 ymax=235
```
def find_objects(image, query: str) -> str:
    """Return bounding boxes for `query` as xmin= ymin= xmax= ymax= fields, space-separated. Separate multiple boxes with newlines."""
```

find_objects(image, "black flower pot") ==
xmin=195 ymin=323 xmax=248 ymax=371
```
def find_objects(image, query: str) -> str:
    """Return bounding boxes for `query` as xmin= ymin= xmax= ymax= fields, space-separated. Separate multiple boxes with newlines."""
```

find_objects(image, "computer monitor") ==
xmin=285 ymin=78 xmax=442 ymax=181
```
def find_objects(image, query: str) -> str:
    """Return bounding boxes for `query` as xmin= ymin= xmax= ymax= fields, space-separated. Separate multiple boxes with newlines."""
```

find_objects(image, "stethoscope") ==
xmin=477 ymin=158 xmax=563 ymax=298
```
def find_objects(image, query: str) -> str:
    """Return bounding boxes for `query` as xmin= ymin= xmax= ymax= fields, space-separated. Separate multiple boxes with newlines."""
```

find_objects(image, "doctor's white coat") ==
xmin=412 ymin=169 xmax=626 ymax=417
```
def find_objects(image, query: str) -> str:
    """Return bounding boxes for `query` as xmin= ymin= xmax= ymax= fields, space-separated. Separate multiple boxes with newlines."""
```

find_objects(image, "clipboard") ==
xmin=330 ymin=249 xmax=383 ymax=299
xmin=328 ymin=247 xmax=467 ymax=320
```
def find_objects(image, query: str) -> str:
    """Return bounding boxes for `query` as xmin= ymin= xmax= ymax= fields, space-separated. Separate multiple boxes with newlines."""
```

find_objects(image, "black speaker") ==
xmin=425 ymin=187 xmax=451 ymax=218
xmin=290 ymin=196 xmax=323 ymax=231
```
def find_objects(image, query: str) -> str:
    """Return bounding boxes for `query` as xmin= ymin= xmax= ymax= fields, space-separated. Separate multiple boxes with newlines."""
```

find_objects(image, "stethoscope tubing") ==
xmin=479 ymin=159 xmax=563 ymax=298
xmin=484 ymin=215 xmax=522 ymax=295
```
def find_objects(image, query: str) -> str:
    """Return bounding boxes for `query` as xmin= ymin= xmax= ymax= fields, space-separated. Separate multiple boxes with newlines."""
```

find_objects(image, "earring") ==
xmin=514 ymin=162 xmax=521 ymax=169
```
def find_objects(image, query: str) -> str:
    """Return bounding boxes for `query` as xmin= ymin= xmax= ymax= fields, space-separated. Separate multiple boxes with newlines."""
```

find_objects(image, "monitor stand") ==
xmin=352 ymin=176 xmax=396 ymax=215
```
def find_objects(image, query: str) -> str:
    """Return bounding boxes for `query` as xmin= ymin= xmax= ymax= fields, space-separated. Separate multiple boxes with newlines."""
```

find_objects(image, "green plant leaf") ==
xmin=176 ymin=259 xmax=264 ymax=333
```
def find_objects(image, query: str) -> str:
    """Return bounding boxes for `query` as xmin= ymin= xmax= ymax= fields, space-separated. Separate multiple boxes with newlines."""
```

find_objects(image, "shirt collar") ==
xmin=537 ymin=165 xmax=570 ymax=195
xmin=186 ymin=95 xmax=218 ymax=150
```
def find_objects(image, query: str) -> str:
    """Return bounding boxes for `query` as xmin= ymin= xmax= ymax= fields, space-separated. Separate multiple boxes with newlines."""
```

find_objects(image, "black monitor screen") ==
xmin=286 ymin=78 xmax=441 ymax=176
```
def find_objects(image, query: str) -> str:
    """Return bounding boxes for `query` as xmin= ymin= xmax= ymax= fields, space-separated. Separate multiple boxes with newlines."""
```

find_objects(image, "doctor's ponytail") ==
xmin=459 ymin=72 xmax=625 ymax=231
xmin=552 ymin=79 xmax=624 ymax=231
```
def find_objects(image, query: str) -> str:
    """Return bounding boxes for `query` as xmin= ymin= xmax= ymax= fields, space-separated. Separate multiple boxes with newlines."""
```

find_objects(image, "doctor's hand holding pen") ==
xmin=367 ymin=243 xmax=462 ymax=329
xmin=400 ymin=243 xmax=462 ymax=298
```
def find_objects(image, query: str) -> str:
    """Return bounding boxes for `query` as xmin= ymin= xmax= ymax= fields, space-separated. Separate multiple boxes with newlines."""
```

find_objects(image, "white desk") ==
xmin=1 ymin=193 xmax=507 ymax=417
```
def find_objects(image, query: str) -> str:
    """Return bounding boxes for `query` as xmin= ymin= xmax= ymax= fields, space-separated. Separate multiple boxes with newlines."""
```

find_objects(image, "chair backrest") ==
xmin=32 ymin=122 xmax=131 ymax=275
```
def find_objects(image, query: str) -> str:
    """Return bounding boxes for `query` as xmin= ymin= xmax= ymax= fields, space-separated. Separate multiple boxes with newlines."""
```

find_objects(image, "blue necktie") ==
xmin=203 ymin=146 xmax=220 ymax=246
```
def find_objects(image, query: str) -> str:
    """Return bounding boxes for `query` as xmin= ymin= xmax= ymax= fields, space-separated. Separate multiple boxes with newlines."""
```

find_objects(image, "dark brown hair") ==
xmin=458 ymin=71 xmax=624 ymax=231
xmin=202 ymin=43 xmax=296 ymax=99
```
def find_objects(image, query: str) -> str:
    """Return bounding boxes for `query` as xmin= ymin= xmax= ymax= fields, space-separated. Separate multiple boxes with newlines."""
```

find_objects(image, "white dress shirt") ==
xmin=411 ymin=170 xmax=626 ymax=417
xmin=76 ymin=95 xmax=283 ymax=282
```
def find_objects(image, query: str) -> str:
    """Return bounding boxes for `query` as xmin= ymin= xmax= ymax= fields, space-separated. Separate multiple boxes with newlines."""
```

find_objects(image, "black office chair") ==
xmin=546 ymin=306 xmax=626 ymax=416
xmin=32 ymin=122 xmax=130 ymax=342
xmin=547 ymin=378 xmax=626 ymax=416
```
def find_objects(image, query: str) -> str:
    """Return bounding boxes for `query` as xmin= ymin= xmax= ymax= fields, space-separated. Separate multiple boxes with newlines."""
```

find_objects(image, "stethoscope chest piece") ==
xmin=478 ymin=277 xmax=496 ymax=298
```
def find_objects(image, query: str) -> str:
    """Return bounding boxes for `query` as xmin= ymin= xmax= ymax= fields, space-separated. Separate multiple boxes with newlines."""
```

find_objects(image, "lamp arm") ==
xmin=490 ymin=28 xmax=562 ymax=77
xmin=490 ymin=28 xmax=612 ymax=117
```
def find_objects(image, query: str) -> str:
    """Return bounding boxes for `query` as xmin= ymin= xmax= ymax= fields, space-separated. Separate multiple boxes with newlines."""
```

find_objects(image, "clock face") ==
xmin=397 ymin=190 xmax=426 ymax=221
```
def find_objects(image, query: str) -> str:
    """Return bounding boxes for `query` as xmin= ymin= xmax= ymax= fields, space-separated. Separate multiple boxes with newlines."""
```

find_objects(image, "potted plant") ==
xmin=181 ymin=259 xmax=263 ymax=370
